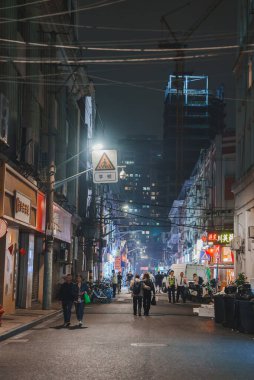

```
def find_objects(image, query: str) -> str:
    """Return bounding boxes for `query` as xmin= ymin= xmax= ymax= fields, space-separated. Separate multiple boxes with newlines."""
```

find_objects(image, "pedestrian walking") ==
xmin=155 ymin=271 xmax=163 ymax=293
xmin=117 ymin=271 xmax=122 ymax=294
xmin=58 ymin=274 xmax=75 ymax=327
xmin=130 ymin=274 xmax=143 ymax=316
xmin=167 ymin=270 xmax=176 ymax=303
xmin=73 ymin=275 xmax=89 ymax=327
xmin=112 ymin=270 xmax=118 ymax=298
xmin=176 ymin=271 xmax=188 ymax=303
xmin=126 ymin=271 xmax=133 ymax=292
xmin=143 ymin=272 xmax=155 ymax=316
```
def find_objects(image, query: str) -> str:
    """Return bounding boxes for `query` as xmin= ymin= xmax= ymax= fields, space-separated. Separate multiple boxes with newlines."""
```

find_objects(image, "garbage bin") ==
xmin=238 ymin=300 xmax=254 ymax=334
xmin=223 ymin=296 xmax=236 ymax=329
xmin=214 ymin=295 xmax=225 ymax=323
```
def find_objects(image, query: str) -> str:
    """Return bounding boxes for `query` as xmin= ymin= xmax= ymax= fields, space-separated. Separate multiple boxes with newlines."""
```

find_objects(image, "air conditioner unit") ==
xmin=0 ymin=93 xmax=9 ymax=144
xmin=230 ymin=236 xmax=242 ymax=250
xmin=57 ymin=248 xmax=68 ymax=262
xmin=248 ymin=226 xmax=254 ymax=238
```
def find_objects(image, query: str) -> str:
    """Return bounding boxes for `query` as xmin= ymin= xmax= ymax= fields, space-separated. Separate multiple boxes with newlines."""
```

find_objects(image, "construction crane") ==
xmin=160 ymin=0 xmax=224 ymax=197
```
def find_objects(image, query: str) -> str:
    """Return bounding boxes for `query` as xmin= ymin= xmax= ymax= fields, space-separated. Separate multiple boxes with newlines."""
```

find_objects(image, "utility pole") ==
xmin=98 ymin=191 xmax=104 ymax=282
xmin=86 ymin=183 xmax=96 ymax=283
xmin=43 ymin=32 xmax=56 ymax=310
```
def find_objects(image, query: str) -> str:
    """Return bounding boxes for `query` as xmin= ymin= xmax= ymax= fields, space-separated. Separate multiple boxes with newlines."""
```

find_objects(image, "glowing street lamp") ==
xmin=92 ymin=143 xmax=103 ymax=151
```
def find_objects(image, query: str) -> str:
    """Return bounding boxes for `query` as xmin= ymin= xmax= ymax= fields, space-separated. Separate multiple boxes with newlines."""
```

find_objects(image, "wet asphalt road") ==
xmin=0 ymin=294 xmax=254 ymax=380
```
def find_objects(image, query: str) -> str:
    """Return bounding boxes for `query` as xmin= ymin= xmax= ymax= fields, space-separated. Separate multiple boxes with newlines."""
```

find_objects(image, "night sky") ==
xmin=79 ymin=0 xmax=237 ymax=146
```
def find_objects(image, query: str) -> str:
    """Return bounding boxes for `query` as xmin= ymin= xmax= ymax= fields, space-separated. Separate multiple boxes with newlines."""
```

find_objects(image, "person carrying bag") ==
xmin=130 ymin=274 xmax=143 ymax=316
xmin=73 ymin=275 xmax=89 ymax=327
xmin=143 ymin=272 xmax=155 ymax=316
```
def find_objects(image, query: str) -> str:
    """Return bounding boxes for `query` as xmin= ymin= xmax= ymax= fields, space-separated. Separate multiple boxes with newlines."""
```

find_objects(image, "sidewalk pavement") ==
xmin=0 ymin=302 xmax=62 ymax=342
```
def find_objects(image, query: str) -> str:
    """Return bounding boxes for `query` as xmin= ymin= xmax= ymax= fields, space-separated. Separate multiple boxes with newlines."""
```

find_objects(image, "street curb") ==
xmin=0 ymin=309 xmax=62 ymax=342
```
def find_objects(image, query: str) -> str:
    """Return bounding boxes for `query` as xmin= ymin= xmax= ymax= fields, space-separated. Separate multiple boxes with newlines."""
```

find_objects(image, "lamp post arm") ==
xmin=54 ymin=165 xmax=126 ymax=189
xmin=56 ymin=147 xmax=87 ymax=170
xmin=54 ymin=167 xmax=93 ymax=188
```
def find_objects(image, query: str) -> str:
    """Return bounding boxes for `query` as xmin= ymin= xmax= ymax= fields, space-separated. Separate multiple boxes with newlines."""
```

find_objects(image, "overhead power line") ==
xmin=102 ymin=204 xmax=232 ymax=231
xmin=104 ymin=196 xmax=234 ymax=212
xmin=0 ymin=36 xmax=243 ymax=53
xmin=0 ymin=0 xmax=51 ymax=11
xmin=0 ymin=52 xmax=220 ymax=64
xmin=0 ymin=0 xmax=127 ymax=25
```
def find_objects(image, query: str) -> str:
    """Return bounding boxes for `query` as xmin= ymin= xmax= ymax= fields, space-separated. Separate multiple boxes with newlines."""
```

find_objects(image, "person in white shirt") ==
xmin=176 ymin=271 xmax=188 ymax=303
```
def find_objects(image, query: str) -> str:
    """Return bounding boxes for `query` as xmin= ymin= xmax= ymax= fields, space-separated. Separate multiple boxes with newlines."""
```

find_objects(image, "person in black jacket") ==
xmin=117 ymin=271 xmax=123 ymax=294
xmin=73 ymin=275 xmax=89 ymax=327
xmin=130 ymin=274 xmax=143 ymax=316
xmin=143 ymin=272 xmax=155 ymax=316
xmin=58 ymin=274 xmax=75 ymax=327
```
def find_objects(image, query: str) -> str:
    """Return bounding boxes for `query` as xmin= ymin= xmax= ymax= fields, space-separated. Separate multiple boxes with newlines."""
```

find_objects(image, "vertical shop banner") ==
xmin=114 ymin=257 xmax=121 ymax=271
xmin=53 ymin=203 xmax=72 ymax=243
xmin=36 ymin=192 xmax=46 ymax=233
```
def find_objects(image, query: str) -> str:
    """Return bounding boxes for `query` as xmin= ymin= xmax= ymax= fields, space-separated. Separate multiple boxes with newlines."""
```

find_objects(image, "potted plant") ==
xmin=235 ymin=272 xmax=247 ymax=287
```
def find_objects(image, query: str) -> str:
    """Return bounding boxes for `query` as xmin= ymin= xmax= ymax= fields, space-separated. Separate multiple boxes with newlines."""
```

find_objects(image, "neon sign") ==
xmin=207 ymin=231 xmax=234 ymax=245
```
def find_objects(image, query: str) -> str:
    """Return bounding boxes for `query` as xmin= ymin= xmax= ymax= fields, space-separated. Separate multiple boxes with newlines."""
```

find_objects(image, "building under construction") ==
xmin=163 ymin=74 xmax=225 ymax=207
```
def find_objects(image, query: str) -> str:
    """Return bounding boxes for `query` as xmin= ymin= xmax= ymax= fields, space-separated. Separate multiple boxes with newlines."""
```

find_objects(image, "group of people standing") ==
xmin=130 ymin=273 xmax=155 ymax=316
xmin=58 ymin=274 xmax=89 ymax=327
xmin=167 ymin=270 xmax=188 ymax=303
xmin=111 ymin=270 xmax=123 ymax=297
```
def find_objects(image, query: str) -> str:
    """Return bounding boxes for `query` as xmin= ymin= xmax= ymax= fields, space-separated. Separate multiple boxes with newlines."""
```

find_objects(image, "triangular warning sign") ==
xmin=95 ymin=152 xmax=115 ymax=171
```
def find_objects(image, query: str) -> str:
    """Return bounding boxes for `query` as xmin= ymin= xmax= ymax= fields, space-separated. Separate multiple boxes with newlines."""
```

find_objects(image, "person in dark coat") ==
xmin=155 ymin=271 xmax=163 ymax=293
xmin=58 ymin=274 xmax=75 ymax=327
xmin=143 ymin=272 xmax=155 ymax=316
xmin=117 ymin=271 xmax=123 ymax=294
xmin=73 ymin=275 xmax=89 ymax=327
xmin=130 ymin=274 xmax=143 ymax=316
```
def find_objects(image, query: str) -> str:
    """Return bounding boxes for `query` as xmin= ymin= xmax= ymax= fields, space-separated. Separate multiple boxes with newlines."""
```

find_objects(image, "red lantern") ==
xmin=201 ymin=235 xmax=207 ymax=242
xmin=19 ymin=248 xmax=26 ymax=256
xmin=206 ymin=247 xmax=215 ymax=256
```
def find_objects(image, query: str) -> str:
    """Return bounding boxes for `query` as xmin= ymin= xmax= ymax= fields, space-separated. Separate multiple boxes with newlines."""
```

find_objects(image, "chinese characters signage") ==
xmin=15 ymin=191 xmax=31 ymax=224
xmin=207 ymin=231 xmax=234 ymax=245
xmin=114 ymin=256 xmax=121 ymax=271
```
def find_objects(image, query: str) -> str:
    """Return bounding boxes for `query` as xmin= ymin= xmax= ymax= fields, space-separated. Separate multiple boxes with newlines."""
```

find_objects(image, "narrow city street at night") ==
xmin=1 ymin=293 xmax=254 ymax=380
xmin=1 ymin=1 xmax=254 ymax=379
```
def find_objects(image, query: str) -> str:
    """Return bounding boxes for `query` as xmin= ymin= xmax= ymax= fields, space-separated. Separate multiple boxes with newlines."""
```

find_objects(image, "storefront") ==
xmin=0 ymin=163 xmax=46 ymax=313
xmin=200 ymin=231 xmax=235 ymax=287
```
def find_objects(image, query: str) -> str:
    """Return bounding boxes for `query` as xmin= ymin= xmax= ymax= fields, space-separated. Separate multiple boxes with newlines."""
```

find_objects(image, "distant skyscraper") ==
xmin=162 ymin=74 xmax=225 ymax=207
xmin=118 ymin=135 xmax=166 ymax=263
